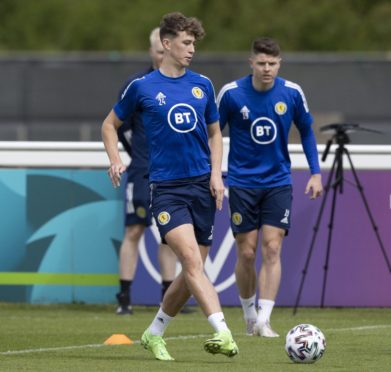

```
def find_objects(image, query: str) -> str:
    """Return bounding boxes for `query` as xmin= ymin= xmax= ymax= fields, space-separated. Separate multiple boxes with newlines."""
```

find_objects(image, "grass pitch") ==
xmin=0 ymin=303 xmax=390 ymax=371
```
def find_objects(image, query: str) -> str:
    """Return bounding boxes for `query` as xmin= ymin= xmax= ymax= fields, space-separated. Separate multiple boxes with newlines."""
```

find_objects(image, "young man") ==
xmin=217 ymin=37 xmax=323 ymax=337
xmin=115 ymin=27 xmax=191 ymax=315
xmin=102 ymin=12 xmax=238 ymax=361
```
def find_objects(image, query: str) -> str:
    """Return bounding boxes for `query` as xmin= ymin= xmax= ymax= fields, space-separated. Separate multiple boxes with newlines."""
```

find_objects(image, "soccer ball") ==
xmin=285 ymin=324 xmax=326 ymax=363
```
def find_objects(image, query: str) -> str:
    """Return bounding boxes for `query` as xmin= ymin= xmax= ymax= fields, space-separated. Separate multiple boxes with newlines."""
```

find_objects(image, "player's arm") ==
xmin=101 ymin=109 xmax=126 ymax=188
xmin=216 ymin=86 xmax=230 ymax=131
xmin=208 ymin=121 xmax=225 ymax=210
xmin=299 ymin=125 xmax=323 ymax=199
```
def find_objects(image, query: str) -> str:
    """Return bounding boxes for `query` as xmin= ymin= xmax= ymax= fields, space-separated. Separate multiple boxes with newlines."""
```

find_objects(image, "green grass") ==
xmin=0 ymin=303 xmax=390 ymax=371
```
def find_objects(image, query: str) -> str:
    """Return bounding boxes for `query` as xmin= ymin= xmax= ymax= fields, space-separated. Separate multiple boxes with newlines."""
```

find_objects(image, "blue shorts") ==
xmin=123 ymin=168 xmax=152 ymax=227
xmin=150 ymin=174 xmax=215 ymax=246
xmin=228 ymin=185 xmax=292 ymax=234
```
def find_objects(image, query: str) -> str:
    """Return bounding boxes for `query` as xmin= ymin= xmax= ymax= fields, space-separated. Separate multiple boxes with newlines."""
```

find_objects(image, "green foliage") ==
xmin=0 ymin=0 xmax=390 ymax=51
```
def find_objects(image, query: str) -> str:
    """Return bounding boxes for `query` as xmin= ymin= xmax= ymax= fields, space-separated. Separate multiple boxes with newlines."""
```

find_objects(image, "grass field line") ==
xmin=1 ymin=325 xmax=390 ymax=356
xmin=0 ymin=334 xmax=210 ymax=356
xmin=325 ymin=324 xmax=391 ymax=332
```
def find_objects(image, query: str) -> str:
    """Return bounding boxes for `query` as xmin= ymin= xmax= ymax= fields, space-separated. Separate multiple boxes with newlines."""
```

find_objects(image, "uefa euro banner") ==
xmin=0 ymin=144 xmax=391 ymax=307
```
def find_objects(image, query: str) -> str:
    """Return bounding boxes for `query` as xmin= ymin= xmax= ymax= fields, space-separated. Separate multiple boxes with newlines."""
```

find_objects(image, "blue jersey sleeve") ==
xmin=217 ymin=90 xmax=230 ymax=130
xmin=204 ymin=79 xmax=219 ymax=125
xmin=299 ymin=126 xmax=321 ymax=174
xmin=292 ymin=87 xmax=320 ymax=174
xmin=113 ymin=77 xmax=143 ymax=122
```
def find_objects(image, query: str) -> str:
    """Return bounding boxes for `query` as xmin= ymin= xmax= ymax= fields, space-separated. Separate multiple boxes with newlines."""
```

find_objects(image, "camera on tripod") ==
xmin=320 ymin=123 xmax=381 ymax=163
xmin=293 ymin=122 xmax=390 ymax=314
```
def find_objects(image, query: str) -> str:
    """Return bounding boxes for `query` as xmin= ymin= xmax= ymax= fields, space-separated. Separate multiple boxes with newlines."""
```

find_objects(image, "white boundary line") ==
xmin=0 ymin=334 xmax=210 ymax=356
xmin=326 ymin=324 xmax=391 ymax=332
xmin=1 ymin=326 xmax=390 ymax=356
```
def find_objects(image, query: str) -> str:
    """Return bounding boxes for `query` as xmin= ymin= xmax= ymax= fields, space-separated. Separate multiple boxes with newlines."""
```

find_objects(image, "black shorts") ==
xmin=123 ymin=168 xmax=152 ymax=227
xmin=150 ymin=174 xmax=216 ymax=245
xmin=228 ymin=185 xmax=292 ymax=234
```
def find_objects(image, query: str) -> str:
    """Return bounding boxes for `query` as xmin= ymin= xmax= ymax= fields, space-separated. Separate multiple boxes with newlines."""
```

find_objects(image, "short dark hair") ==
xmin=252 ymin=37 xmax=280 ymax=57
xmin=160 ymin=12 xmax=205 ymax=41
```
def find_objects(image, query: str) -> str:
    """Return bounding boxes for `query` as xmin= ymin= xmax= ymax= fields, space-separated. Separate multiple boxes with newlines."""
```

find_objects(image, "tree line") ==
xmin=0 ymin=0 xmax=390 ymax=52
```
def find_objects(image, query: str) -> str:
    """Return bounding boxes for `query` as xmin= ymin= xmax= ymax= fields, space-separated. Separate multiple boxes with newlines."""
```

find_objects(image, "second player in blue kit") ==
xmin=218 ymin=37 xmax=323 ymax=337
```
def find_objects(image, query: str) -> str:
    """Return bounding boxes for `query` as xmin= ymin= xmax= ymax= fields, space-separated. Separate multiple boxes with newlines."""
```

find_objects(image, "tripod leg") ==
xmin=320 ymin=180 xmax=339 ymax=307
xmin=344 ymin=149 xmax=391 ymax=272
xmin=293 ymin=155 xmax=338 ymax=315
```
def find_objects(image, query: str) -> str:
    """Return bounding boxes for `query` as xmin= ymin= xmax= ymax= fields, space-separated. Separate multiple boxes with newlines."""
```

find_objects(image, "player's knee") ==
xmin=125 ymin=225 xmax=144 ymax=242
xmin=263 ymin=240 xmax=281 ymax=263
xmin=239 ymin=247 xmax=256 ymax=265
xmin=179 ymin=250 xmax=202 ymax=272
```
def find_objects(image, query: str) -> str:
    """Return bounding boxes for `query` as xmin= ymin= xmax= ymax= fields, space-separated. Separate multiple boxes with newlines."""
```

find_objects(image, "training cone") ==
xmin=104 ymin=334 xmax=133 ymax=345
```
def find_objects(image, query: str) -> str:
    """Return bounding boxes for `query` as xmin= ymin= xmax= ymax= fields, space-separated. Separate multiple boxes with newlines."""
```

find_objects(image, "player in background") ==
xmin=115 ymin=28 xmax=191 ymax=315
xmin=102 ymin=12 xmax=238 ymax=360
xmin=217 ymin=37 xmax=323 ymax=337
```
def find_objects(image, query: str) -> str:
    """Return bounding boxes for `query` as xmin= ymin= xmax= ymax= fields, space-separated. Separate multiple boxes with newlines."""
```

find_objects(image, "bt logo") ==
xmin=174 ymin=112 xmax=192 ymax=125
xmin=250 ymin=117 xmax=277 ymax=144
xmin=167 ymin=103 xmax=197 ymax=133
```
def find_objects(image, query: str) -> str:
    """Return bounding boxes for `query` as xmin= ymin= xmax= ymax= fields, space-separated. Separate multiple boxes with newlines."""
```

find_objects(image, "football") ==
xmin=285 ymin=323 xmax=326 ymax=363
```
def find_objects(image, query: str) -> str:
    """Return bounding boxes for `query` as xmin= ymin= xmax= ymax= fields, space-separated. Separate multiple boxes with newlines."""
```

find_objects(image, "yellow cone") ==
xmin=104 ymin=334 xmax=133 ymax=345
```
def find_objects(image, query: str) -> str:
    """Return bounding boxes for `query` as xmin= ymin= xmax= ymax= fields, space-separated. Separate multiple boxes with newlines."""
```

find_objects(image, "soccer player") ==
xmin=217 ymin=37 xmax=323 ymax=337
xmin=115 ymin=27 xmax=192 ymax=316
xmin=102 ymin=12 xmax=238 ymax=360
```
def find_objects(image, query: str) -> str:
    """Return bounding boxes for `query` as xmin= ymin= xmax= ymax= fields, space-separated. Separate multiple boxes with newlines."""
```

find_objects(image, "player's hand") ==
xmin=305 ymin=173 xmax=323 ymax=199
xmin=108 ymin=163 xmax=126 ymax=188
xmin=210 ymin=173 xmax=225 ymax=210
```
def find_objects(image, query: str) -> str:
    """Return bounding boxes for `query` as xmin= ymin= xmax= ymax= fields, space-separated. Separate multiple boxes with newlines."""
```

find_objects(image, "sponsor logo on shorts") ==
xmin=192 ymin=87 xmax=204 ymax=99
xmin=157 ymin=211 xmax=171 ymax=225
xmin=208 ymin=226 xmax=214 ymax=240
xmin=232 ymin=212 xmax=242 ymax=226
xmin=136 ymin=207 xmax=146 ymax=219
xmin=280 ymin=209 xmax=290 ymax=224
xmin=275 ymin=101 xmax=287 ymax=115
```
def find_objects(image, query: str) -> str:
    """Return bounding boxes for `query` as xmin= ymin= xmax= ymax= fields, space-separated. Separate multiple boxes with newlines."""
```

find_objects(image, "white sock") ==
xmin=239 ymin=294 xmax=257 ymax=320
xmin=148 ymin=307 xmax=173 ymax=336
xmin=257 ymin=299 xmax=275 ymax=324
xmin=208 ymin=312 xmax=229 ymax=332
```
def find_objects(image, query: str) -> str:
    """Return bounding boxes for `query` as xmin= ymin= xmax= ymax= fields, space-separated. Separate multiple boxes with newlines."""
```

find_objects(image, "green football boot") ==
xmin=140 ymin=329 xmax=175 ymax=361
xmin=204 ymin=330 xmax=239 ymax=357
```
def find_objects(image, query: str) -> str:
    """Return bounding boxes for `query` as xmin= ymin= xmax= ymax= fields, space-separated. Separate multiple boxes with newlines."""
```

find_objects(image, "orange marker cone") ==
xmin=104 ymin=334 xmax=133 ymax=345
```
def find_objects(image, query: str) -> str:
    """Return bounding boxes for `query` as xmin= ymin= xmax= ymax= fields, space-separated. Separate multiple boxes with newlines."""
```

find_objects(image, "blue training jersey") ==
xmin=114 ymin=69 xmax=219 ymax=182
xmin=117 ymin=67 xmax=153 ymax=172
xmin=218 ymin=75 xmax=320 ymax=188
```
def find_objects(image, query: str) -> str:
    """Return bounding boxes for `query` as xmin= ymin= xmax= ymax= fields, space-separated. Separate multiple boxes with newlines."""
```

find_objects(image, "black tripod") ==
xmin=293 ymin=123 xmax=391 ymax=314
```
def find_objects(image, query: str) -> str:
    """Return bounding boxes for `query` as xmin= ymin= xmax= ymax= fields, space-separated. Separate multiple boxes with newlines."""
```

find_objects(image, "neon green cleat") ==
xmin=140 ymin=329 xmax=175 ymax=361
xmin=204 ymin=330 xmax=239 ymax=358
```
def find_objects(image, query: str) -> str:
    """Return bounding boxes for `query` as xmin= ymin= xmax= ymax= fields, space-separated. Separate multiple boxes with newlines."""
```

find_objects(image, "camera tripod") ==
xmin=293 ymin=123 xmax=391 ymax=314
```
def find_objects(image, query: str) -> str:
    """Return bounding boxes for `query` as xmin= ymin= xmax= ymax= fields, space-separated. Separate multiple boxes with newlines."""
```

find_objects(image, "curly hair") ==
xmin=160 ymin=12 xmax=205 ymax=41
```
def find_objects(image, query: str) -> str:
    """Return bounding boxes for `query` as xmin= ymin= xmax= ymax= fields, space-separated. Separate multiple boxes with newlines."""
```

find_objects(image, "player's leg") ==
xmin=141 ymin=225 xmax=207 ymax=361
xmin=254 ymin=224 xmax=284 ymax=337
xmin=254 ymin=185 xmax=292 ymax=337
xmin=158 ymin=243 xmax=176 ymax=300
xmin=142 ymin=176 xmax=238 ymax=359
xmin=117 ymin=173 xmax=150 ymax=314
xmin=158 ymin=243 xmax=194 ymax=314
xmin=229 ymin=186 xmax=260 ymax=334
xmin=116 ymin=224 xmax=145 ymax=314
xmin=162 ymin=225 xmax=238 ymax=357
xmin=234 ymin=230 xmax=259 ymax=335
